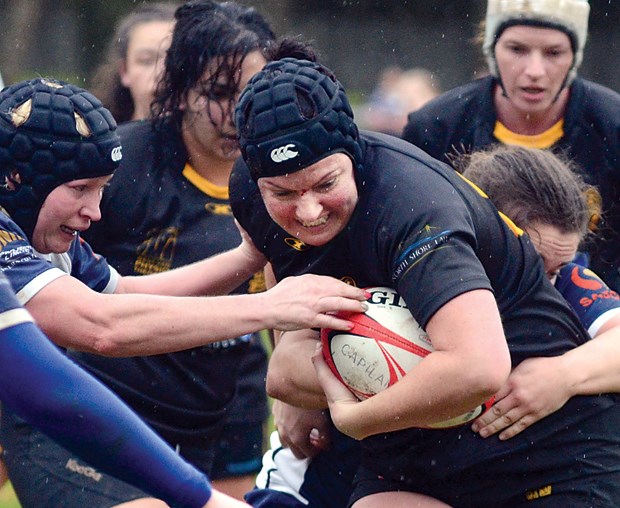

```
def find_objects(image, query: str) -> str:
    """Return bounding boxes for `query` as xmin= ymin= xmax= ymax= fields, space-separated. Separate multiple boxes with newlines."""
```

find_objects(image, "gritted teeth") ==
xmin=300 ymin=216 xmax=328 ymax=228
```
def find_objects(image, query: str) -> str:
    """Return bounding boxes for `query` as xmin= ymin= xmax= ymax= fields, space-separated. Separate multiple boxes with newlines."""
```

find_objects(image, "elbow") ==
xmin=475 ymin=353 xmax=511 ymax=399
xmin=77 ymin=320 xmax=127 ymax=357
xmin=265 ymin=362 xmax=296 ymax=402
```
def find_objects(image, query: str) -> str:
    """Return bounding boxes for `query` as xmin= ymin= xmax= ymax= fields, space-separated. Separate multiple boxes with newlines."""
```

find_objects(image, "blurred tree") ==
xmin=0 ymin=0 xmax=617 ymax=103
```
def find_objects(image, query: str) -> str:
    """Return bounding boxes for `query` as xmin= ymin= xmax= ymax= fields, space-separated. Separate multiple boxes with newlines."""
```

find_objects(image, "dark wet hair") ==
xmin=152 ymin=0 xmax=275 ymax=133
xmin=458 ymin=145 xmax=597 ymax=239
xmin=90 ymin=2 xmax=178 ymax=123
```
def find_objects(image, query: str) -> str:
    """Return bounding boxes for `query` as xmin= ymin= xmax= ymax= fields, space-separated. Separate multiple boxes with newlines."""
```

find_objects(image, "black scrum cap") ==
xmin=235 ymin=58 xmax=362 ymax=181
xmin=0 ymin=78 xmax=122 ymax=239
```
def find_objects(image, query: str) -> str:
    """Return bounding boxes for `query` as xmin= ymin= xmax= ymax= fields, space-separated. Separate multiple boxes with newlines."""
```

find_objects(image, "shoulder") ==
xmin=117 ymin=120 xmax=158 ymax=150
xmin=406 ymin=77 xmax=493 ymax=125
xmin=568 ymin=78 xmax=620 ymax=128
xmin=359 ymin=131 xmax=476 ymax=207
xmin=229 ymin=158 xmax=264 ymax=219
xmin=402 ymin=77 xmax=496 ymax=159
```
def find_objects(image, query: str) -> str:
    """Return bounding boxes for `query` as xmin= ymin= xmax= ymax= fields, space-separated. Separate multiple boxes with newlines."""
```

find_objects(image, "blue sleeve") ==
xmin=0 ymin=279 xmax=211 ymax=508
xmin=555 ymin=263 xmax=620 ymax=335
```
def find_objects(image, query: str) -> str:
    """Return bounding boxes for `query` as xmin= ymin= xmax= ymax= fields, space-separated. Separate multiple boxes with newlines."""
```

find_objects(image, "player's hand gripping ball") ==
xmin=320 ymin=286 xmax=494 ymax=428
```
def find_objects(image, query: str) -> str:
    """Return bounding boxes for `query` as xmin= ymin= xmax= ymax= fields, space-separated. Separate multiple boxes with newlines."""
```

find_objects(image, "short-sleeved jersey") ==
xmin=76 ymin=119 xmax=266 ymax=445
xmin=557 ymin=262 xmax=620 ymax=337
xmin=0 ymin=211 xmax=117 ymax=303
xmin=231 ymin=131 xmax=620 ymax=473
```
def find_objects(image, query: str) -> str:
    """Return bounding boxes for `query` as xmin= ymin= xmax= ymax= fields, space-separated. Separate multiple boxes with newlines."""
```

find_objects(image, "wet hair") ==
xmin=90 ymin=2 xmax=178 ymax=123
xmin=458 ymin=145 xmax=597 ymax=239
xmin=152 ymin=0 xmax=275 ymax=133
xmin=263 ymin=37 xmax=320 ymax=63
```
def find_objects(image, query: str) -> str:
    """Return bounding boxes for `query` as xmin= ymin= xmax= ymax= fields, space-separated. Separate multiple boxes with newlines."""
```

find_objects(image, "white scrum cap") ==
xmin=483 ymin=0 xmax=590 ymax=86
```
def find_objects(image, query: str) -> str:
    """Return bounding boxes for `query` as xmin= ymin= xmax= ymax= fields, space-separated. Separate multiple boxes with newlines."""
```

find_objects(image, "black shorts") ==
xmin=1 ymin=410 xmax=150 ymax=508
xmin=204 ymin=421 xmax=264 ymax=480
xmin=350 ymin=407 xmax=620 ymax=508
xmin=351 ymin=467 xmax=620 ymax=508
xmin=1 ymin=410 xmax=217 ymax=508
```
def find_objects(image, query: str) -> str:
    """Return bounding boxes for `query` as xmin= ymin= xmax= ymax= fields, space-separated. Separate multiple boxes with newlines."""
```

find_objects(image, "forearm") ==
xmin=559 ymin=327 xmax=620 ymax=397
xmin=49 ymin=292 xmax=271 ymax=357
xmin=29 ymin=273 xmax=366 ymax=357
xmin=120 ymin=245 xmax=264 ymax=297
xmin=338 ymin=351 xmax=502 ymax=439
xmin=267 ymin=330 xmax=327 ymax=408
xmin=0 ymin=321 xmax=211 ymax=508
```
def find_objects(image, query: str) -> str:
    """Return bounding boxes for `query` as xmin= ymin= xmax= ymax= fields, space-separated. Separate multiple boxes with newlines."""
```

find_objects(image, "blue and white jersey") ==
xmin=556 ymin=262 xmax=620 ymax=337
xmin=0 ymin=212 xmax=118 ymax=303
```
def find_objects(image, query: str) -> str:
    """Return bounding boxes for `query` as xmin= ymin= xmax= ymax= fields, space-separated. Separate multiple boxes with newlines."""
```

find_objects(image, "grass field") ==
xmin=0 ymin=482 xmax=20 ymax=508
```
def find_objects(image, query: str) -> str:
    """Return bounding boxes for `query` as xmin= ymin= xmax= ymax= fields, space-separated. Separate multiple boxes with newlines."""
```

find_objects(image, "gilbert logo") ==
xmin=270 ymin=144 xmax=298 ymax=163
xmin=111 ymin=146 xmax=123 ymax=162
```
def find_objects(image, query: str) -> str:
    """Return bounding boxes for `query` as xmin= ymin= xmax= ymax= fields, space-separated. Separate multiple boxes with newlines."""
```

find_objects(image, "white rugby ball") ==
xmin=321 ymin=286 xmax=494 ymax=429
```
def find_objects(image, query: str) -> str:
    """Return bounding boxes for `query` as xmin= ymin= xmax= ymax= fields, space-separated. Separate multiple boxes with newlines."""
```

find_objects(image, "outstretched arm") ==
xmin=26 ymin=273 xmax=368 ymax=357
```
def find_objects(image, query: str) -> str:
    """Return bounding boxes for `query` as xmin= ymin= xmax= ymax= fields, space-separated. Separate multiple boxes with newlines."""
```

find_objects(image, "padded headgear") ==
xmin=483 ymin=0 xmax=590 ymax=86
xmin=235 ymin=58 xmax=363 ymax=181
xmin=0 ymin=78 xmax=121 ymax=239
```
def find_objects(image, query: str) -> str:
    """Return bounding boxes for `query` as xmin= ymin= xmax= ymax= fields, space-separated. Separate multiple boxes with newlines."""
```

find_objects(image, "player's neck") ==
xmin=494 ymin=86 xmax=569 ymax=136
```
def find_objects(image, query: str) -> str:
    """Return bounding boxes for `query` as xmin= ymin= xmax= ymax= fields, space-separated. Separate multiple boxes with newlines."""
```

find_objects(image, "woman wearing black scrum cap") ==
xmin=403 ymin=0 xmax=620 ymax=294
xmin=0 ymin=77 xmax=367 ymax=508
xmin=230 ymin=51 xmax=620 ymax=507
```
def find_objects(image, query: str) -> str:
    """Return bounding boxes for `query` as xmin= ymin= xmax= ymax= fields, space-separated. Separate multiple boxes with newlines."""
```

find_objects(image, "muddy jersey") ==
xmin=76 ymin=119 xmax=265 ymax=446
xmin=231 ymin=131 xmax=620 ymax=486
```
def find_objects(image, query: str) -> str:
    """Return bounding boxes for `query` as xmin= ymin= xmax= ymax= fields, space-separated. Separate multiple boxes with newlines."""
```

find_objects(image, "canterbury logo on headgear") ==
xmin=111 ymin=146 xmax=123 ymax=162
xmin=270 ymin=144 xmax=299 ymax=163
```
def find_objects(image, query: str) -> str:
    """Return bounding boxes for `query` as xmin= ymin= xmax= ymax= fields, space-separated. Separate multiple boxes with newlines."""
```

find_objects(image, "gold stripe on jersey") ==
xmin=494 ymin=119 xmax=564 ymax=149
xmin=456 ymin=172 xmax=489 ymax=198
xmin=456 ymin=172 xmax=524 ymax=237
xmin=182 ymin=163 xmax=229 ymax=199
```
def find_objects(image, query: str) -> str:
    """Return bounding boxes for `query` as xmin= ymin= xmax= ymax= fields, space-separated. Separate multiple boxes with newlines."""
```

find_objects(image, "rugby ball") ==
xmin=320 ymin=286 xmax=494 ymax=429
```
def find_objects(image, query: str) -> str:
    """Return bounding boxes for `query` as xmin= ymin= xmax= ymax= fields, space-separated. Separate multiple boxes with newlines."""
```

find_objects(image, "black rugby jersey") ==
xmin=76 ymin=119 xmax=266 ymax=445
xmin=403 ymin=76 xmax=620 ymax=293
xmin=231 ymin=131 xmax=620 ymax=483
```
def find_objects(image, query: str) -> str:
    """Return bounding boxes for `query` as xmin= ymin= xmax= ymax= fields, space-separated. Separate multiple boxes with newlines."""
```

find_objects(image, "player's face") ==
xmin=258 ymin=153 xmax=358 ymax=247
xmin=495 ymin=25 xmax=573 ymax=118
xmin=181 ymin=50 xmax=266 ymax=168
xmin=526 ymin=222 xmax=581 ymax=283
xmin=120 ymin=20 xmax=174 ymax=121
xmin=32 ymin=175 xmax=112 ymax=254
